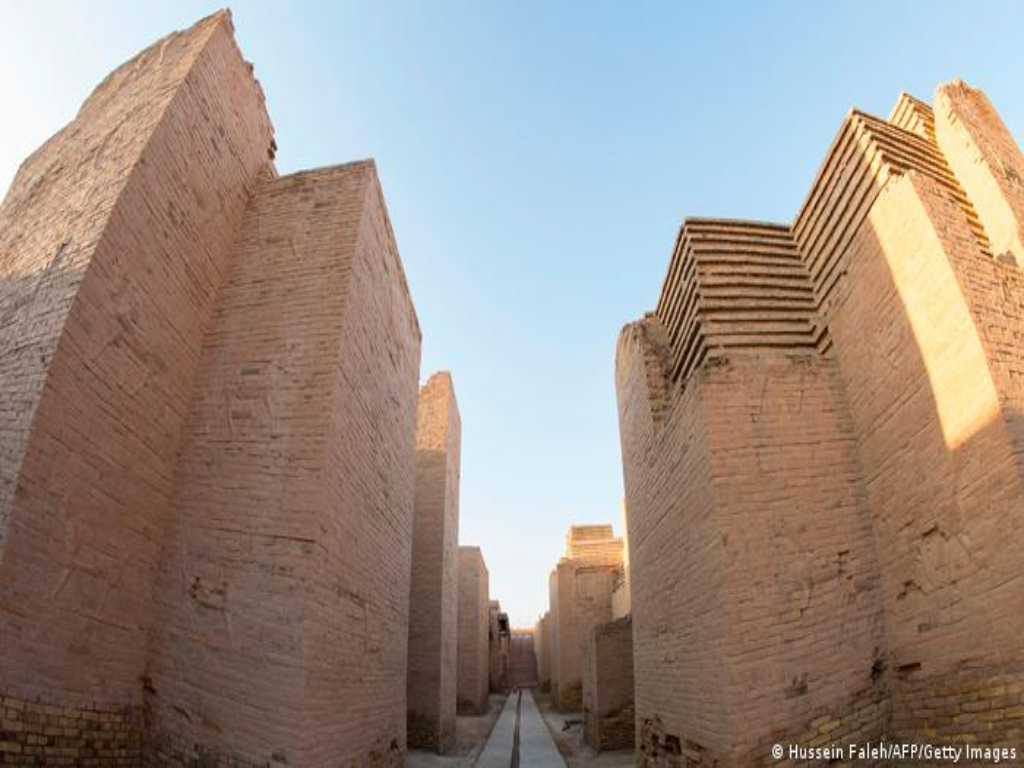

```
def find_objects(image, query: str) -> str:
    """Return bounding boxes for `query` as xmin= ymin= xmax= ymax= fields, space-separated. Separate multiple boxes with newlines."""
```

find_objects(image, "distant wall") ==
xmin=583 ymin=617 xmax=635 ymax=751
xmin=407 ymin=373 xmax=461 ymax=752
xmin=549 ymin=560 xmax=617 ymax=712
xmin=457 ymin=546 xmax=490 ymax=715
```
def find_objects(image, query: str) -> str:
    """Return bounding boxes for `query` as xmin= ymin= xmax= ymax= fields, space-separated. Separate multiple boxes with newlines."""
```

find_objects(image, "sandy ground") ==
xmin=405 ymin=694 xmax=507 ymax=767
xmin=534 ymin=692 xmax=634 ymax=768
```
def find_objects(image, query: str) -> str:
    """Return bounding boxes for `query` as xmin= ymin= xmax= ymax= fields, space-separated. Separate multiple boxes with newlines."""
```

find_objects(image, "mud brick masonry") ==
xmin=535 ymin=612 xmax=551 ymax=692
xmin=547 ymin=525 xmax=623 ymax=712
xmin=583 ymin=616 xmax=634 ymax=751
xmin=406 ymin=373 xmax=461 ymax=752
xmin=488 ymin=601 xmax=511 ymax=693
xmin=0 ymin=10 xmax=470 ymax=766
xmin=456 ymin=546 xmax=490 ymax=715
xmin=616 ymin=82 xmax=1024 ymax=764
xmin=3 ymin=9 xmax=1024 ymax=768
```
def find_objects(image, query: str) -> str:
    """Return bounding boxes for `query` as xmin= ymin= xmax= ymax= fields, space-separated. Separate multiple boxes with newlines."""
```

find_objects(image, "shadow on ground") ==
xmin=406 ymin=694 xmax=507 ymax=767
xmin=533 ymin=692 xmax=634 ymax=768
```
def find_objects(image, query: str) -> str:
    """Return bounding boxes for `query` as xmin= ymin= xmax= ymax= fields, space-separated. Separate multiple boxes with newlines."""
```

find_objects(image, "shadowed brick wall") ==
xmin=535 ymin=612 xmax=551 ymax=691
xmin=488 ymin=601 xmax=510 ymax=693
xmin=407 ymin=373 xmax=461 ymax=753
xmin=456 ymin=546 xmax=490 ymax=715
xmin=616 ymin=221 xmax=885 ymax=764
xmin=583 ymin=616 xmax=635 ymax=751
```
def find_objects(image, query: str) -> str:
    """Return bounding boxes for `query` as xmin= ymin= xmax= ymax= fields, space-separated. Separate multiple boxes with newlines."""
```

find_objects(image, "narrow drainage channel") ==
xmin=510 ymin=689 xmax=523 ymax=768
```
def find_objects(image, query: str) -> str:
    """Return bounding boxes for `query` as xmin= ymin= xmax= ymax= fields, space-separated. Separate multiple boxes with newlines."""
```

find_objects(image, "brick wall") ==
xmin=488 ymin=602 xmax=509 ymax=693
xmin=305 ymin=166 xmax=421 ymax=766
xmin=936 ymin=80 xmax=1024 ymax=263
xmin=0 ymin=694 xmax=143 ymax=767
xmin=616 ymin=219 xmax=886 ymax=763
xmin=146 ymin=161 xmax=421 ymax=766
xmin=0 ymin=7 xmax=272 ymax=752
xmin=535 ymin=612 xmax=551 ymax=691
xmin=616 ymin=80 xmax=1024 ymax=763
xmin=456 ymin=546 xmax=490 ymax=715
xmin=549 ymin=560 xmax=617 ymax=712
xmin=611 ymin=501 xmax=631 ymax=619
xmin=615 ymin=319 xmax=728 ymax=762
xmin=583 ymin=617 xmax=635 ymax=751
xmin=704 ymin=352 xmax=886 ymax=763
xmin=406 ymin=373 xmax=461 ymax=752
xmin=824 ymin=167 xmax=1024 ymax=749
xmin=1 ymin=12 xmax=424 ymax=766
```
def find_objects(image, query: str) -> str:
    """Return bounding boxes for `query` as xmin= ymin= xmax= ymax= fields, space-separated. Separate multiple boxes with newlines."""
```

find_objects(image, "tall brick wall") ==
xmin=1 ymin=12 xmax=424 ymax=767
xmin=822 ymin=168 xmax=1024 ymax=747
xmin=611 ymin=501 xmax=631 ymax=619
xmin=616 ymin=80 xmax=1024 ymax=763
xmin=615 ymin=320 xmax=727 ymax=762
xmin=617 ymin=221 xmax=886 ymax=763
xmin=535 ymin=612 xmax=551 ymax=690
xmin=508 ymin=632 xmax=540 ymax=688
xmin=456 ymin=546 xmax=490 ymax=715
xmin=146 ymin=162 xmax=421 ymax=766
xmin=0 ymin=10 xmax=273 ymax=757
xmin=305 ymin=165 xmax=421 ymax=767
xmin=406 ymin=373 xmax=461 ymax=752
xmin=488 ymin=601 xmax=510 ymax=693
xmin=583 ymin=617 xmax=635 ymax=751
xmin=549 ymin=560 xmax=618 ymax=712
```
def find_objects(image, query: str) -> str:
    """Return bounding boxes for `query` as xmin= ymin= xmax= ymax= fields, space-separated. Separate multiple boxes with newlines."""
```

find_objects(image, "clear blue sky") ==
xmin=2 ymin=2 xmax=1022 ymax=626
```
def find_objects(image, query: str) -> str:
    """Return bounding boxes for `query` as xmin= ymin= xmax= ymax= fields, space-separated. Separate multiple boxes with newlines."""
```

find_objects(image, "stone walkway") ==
xmin=475 ymin=690 xmax=565 ymax=768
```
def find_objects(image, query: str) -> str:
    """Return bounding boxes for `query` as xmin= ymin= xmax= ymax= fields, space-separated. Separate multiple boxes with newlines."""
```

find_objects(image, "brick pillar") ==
xmin=456 ymin=545 xmax=490 ymax=715
xmin=935 ymin=79 xmax=1024 ymax=264
xmin=0 ymin=11 xmax=273 ymax=763
xmin=147 ymin=162 xmax=422 ymax=766
xmin=583 ymin=617 xmax=635 ymax=751
xmin=406 ymin=373 xmax=461 ymax=752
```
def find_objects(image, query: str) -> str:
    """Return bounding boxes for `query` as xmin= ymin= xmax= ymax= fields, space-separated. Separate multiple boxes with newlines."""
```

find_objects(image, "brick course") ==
xmin=583 ymin=617 xmax=635 ymax=751
xmin=549 ymin=558 xmax=619 ymax=712
xmin=456 ymin=546 xmax=490 ymax=715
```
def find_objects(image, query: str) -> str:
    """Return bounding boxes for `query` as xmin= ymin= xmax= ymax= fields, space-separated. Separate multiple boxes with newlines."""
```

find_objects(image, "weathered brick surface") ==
xmin=2 ymin=12 xmax=423 ymax=767
xmin=549 ymin=560 xmax=618 ymax=712
xmin=616 ymin=316 xmax=883 ymax=762
xmin=1 ymin=0 xmax=271 ymax=735
xmin=406 ymin=372 xmax=461 ymax=753
xmin=611 ymin=502 xmax=631 ymax=619
xmin=535 ymin=612 xmax=551 ymax=691
xmin=488 ymin=601 xmax=510 ymax=693
xmin=303 ymin=163 xmax=420 ymax=767
xmin=0 ymin=693 xmax=143 ymax=767
xmin=936 ymin=80 xmax=1024 ymax=264
xmin=564 ymin=524 xmax=623 ymax=564
xmin=509 ymin=632 xmax=539 ymax=688
xmin=144 ymin=161 xmax=421 ymax=766
xmin=583 ymin=617 xmax=635 ymax=752
xmin=825 ymin=167 xmax=1024 ymax=750
xmin=456 ymin=546 xmax=490 ymax=715
xmin=616 ymin=81 xmax=1024 ymax=764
